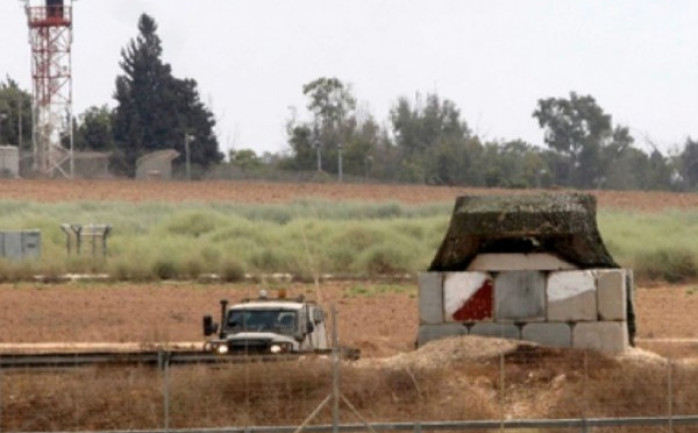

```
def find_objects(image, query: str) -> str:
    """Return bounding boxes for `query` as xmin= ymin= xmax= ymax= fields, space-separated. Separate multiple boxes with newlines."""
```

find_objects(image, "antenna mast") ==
xmin=22 ymin=0 xmax=75 ymax=178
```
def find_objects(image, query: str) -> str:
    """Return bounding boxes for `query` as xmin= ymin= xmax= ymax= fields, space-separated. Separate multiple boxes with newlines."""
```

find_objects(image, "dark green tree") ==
xmin=112 ymin=14 xmax=222 ymax=176
xmin=0 ymin=77 xmax=32 ymax=150
xmin=284 ymin=123 xmax=315 ymax=170
xmin=679 ymin=138 xmax=698 ymax=189
xmin=481 ymin=140 xmax=550 ymax=188
xmin=74 ymin=105 xmax=114 ymax=151
xmin=285 ymin=77 xmax=378 ymax=177
xmin=389 ymin=94 xmax=477 ymax=184
xmin=229 ymin=148 xmax=262 ymax=170
xmin=533 ymin=92 xmax=635 ymax=188
xmin=303 ymin=77 xmax=356 ymax=133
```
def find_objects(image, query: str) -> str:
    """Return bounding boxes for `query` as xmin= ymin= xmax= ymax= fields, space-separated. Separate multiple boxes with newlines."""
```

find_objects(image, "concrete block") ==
xmin=594 ymin=269 xmax=627 ymax=321
xmin=547 ymin=270 xmax=597 ymax=321
xmin=573 ymin=322 xmax=629 ymax=354
xmin=443 ymin=272 xmax=493 ymax=322
xmin=418 ymin=272 xmax=444 ymax=324
xmin=494 ymin=271 xmax=546 ymax=321
xmin=521 ymin=323 xmax=572 ymax=348
xmin=470 ymin=323 xmax=520 ymax=340
xmin=467 ymin=253 xmax=577 ymax=272
xmin=417 ymin=323 xmax=468 ymax=347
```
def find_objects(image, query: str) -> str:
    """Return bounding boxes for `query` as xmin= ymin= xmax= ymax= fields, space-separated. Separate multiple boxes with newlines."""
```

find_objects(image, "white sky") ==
xmin=1 ymin=1 xmax=697 ymax=156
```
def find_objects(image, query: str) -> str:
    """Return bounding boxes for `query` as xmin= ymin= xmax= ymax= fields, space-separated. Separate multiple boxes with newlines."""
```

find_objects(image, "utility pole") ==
xmin=314 ymin=140 xmax=322 ymax=172
xmin=18 ymin=95 xmax=22 ymax=149
xmin=337 ymin=142 xmax=343 ymax=182
xmin=184 ymin=133 xmax=195 ymax=181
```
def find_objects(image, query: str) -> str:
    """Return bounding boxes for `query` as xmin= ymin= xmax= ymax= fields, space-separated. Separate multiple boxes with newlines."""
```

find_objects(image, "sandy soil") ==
xmin=0 ymin=281 xmax=695 ymax=359
xmin=0 ymin=179 xmax=696 ymax=211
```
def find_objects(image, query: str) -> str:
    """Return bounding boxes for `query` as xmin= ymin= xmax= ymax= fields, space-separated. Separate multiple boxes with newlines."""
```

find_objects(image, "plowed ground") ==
xmin=0 ymin=179 xmax=697 ymax=210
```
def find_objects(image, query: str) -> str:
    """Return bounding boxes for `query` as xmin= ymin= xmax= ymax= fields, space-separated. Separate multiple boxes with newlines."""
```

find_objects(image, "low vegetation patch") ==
xmin=0 ymin=200 xmax=695 ymax=283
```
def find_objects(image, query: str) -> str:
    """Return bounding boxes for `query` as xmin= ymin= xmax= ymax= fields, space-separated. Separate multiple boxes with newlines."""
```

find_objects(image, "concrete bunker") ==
xmin=418 ymin=193 xmax=635 ymax=354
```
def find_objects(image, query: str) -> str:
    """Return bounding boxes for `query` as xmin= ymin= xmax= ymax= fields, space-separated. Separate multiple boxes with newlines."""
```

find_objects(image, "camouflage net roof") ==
xmin=428 ymin=193 xmax=618 ymax=271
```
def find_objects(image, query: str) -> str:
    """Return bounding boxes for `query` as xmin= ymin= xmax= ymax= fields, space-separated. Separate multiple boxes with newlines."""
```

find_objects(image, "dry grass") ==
xmin=3 ymin=340 xmax=696 ymax=432
xmin=2 ymin=359 xmax=499 ymax=431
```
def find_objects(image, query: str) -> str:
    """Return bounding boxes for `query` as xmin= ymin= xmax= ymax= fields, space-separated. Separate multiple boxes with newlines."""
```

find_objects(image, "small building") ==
xmin=0 ymin=146 xmax=20 ymax=178
xmin=72 ymin=151 xmax=112 ymax=179
xmin=135 ymin=149 xmax=180 ymax=180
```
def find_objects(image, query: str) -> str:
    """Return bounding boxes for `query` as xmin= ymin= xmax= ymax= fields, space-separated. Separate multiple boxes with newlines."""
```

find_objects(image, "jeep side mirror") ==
xmin=312 ymin=309 xmax=324 ymax=323
xmin=203 ymin=315 xmax=218 ymax=336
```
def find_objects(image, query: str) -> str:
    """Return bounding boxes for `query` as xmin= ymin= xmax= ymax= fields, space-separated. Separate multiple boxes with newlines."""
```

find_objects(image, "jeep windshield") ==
xmin=226 ymin=309 xmax=298 ymax=334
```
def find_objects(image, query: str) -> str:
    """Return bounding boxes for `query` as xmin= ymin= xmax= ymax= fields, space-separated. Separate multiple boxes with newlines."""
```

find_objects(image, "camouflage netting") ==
xmin=429 ymin=193 xmax=619 ymax=271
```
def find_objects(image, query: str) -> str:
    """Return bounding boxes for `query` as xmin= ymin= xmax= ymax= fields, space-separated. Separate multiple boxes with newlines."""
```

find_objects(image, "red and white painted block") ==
xmin=443 ymin=272 xmax=494 ymax=322
xmin=547 ymin=270 xmax=597 ymax=322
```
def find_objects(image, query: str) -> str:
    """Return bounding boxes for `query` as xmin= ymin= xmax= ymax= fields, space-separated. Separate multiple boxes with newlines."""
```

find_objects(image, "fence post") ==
xmin=161 ymin=350 xmax=170 ymax=432
xmin=0 ymin=357 xmax=3 ymax=433
xmin=582 ymin=350 xmax=588 ymax=433
xmin=331 ymin=304 xmax=340 ymax=433
xmin=668 ymin=358 xmax=673 ymax=433
xmin=499 ymin=351 xmax=504 ymax=432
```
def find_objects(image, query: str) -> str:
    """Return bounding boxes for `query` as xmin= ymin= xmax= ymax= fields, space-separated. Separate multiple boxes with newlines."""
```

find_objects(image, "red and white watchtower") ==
xmin=22 ymin=0 xmax=75 ymax=178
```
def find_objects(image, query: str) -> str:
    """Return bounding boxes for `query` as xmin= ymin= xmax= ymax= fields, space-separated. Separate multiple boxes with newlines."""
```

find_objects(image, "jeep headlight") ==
xmin=216 ymin=344 xmax=229 ymax=354
xmin=270 ymin=343 xmax=291 ymax=354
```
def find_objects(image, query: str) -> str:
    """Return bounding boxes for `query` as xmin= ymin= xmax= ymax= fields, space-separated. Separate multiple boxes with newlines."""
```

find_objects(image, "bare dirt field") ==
xmin=0 ymin=281 xmax=696 ymax=360
xmin=0 ymin=178 xmax=697 ymax=211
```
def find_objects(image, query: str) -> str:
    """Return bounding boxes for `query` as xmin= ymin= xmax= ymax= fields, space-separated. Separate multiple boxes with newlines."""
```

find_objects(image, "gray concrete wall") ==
xmin=417 ymin=256 xmax=630 ymax=354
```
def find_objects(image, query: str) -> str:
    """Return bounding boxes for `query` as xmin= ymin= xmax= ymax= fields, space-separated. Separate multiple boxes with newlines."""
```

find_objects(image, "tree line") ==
xmin=0 ymin=12 xmax=696 ymax=190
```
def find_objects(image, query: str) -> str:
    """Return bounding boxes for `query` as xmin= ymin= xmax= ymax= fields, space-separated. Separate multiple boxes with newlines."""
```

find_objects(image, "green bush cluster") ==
xmin=0 ymin=200 xmax=694 ymax=283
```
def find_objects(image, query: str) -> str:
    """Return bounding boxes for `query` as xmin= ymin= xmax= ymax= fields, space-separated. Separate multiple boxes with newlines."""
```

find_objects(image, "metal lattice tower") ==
xmin=22 ymin=0 xmax=75 ymax=178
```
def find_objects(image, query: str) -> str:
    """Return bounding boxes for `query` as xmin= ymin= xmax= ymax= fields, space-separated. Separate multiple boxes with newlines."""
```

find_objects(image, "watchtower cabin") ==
xmin=26 ymin=0 xmax=71 ymax=28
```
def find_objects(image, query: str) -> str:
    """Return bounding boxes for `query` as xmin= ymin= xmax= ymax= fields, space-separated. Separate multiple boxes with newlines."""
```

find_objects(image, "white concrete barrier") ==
xmin=494 ymin=271 xmax=546 ymax=322
xmin=594 ymin=269 xmax=627 ymax=321
xmin=417 ymin=323 xmax=468 ymax=346
xmin=573 ymin=322 xmax=629 ymax=354
xmin=470 ymin=323 xmax=520 ymax=340
xmin=547 ymin=270 xmax=597 ymax=322
xmin=521 ymin=323 xmax=572 ymax=348
xmin=467 ymin=253 xmax=577 ymax=272
xmin=418 ymin=272 xmax=444 ymax=324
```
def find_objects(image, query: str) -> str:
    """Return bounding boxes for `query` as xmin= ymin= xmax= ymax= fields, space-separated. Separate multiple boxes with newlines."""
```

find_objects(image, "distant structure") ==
xmin=22 ymin=0 xmax=75 ymax=178
xmin=136 ymin=149 xmax=180 ymax=180
xmin=0 ymin=146 xmax=20 ymax=178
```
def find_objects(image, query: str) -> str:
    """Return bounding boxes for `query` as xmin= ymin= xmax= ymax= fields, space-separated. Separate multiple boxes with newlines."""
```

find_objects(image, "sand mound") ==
xmin=615 ymin=346 xmax=668 ymax=366
xmin=356 ymin=335 xmax=680 ymax=372
xmin=363 ymin=335 xmax=526 ymax=369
